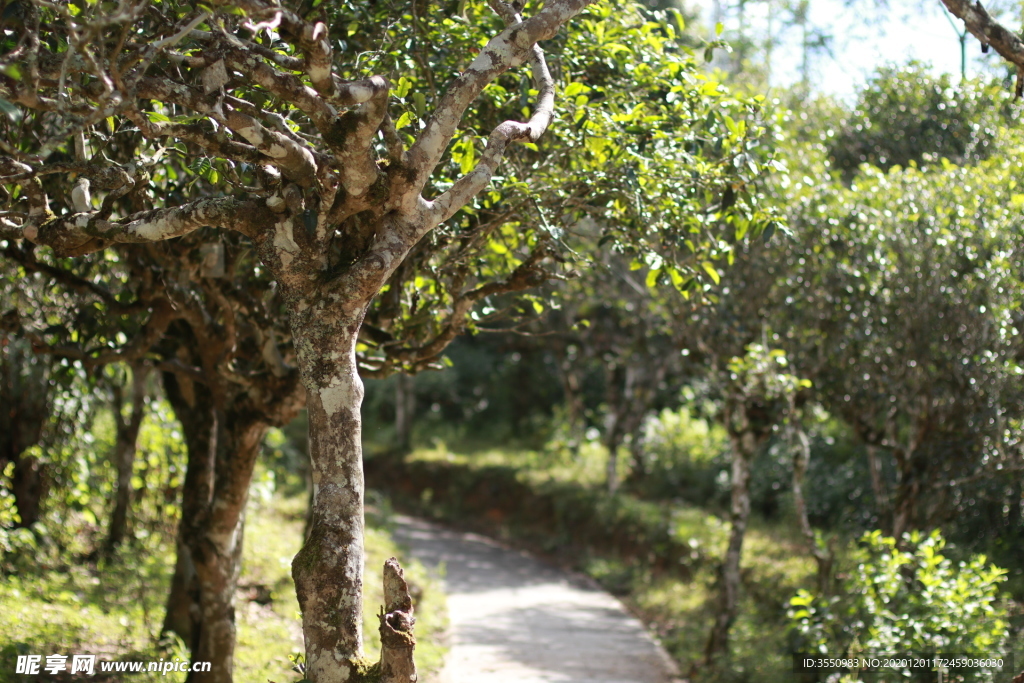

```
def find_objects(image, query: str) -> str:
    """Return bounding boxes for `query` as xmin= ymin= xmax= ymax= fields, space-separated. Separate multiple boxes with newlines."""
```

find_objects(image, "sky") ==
xmin=690 ymin=0 xmax=1012 ymax=100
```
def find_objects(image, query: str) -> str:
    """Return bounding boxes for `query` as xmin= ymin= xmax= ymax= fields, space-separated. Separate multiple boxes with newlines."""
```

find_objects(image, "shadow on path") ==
xmin=392 ymin=515 xmax=681 ymax=683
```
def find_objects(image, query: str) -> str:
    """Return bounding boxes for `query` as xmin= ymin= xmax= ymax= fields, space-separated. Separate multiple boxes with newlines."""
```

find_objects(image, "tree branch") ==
xmin=15 ymin=299 xmax=178 ymax=368
xmin=939 ymin=0 xmax=1024 ymax=96
xmin=19 ymin=197 xmax=264 ymax=257
xmin=220 ymin=43 xmax=336 ymax=131
xmin=404 ymin=0 xmax=592 ymax=195
xmin=0 ymin=159 xmax=50 ymax=223
xmin=2 ymin=243 xmax=144 ymax=314
xmin=427 ymin=39 xmax=555 ymax=225
xmin=380 ymin=241 xmax=555 ymax=371
xmin=332 ymin=77 xmax=390 ymax=196
xmin=136 ymin=76 xmax=319 ymax=186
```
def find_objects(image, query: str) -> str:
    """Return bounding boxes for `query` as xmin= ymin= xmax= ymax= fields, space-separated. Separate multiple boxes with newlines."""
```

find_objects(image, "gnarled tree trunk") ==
xmin=0 ymin=335 xmax=51 ymax=528
xmin=0 ymin=3 xmax=598 ymax=680
xmin=705 ymin=422 xmax=755 ymax=660
xmin=290 ymin=309 xmax=370 ymax=681
xmin=105 ymin=362 xmax=149 ymax=554
xmin=163 ymin=375 xmax=218 ymax=645
xmin=162 ymin=370 xmax=268 ymax=683
xmin=188 ymin=417 xmax=264 ymax=683
xmin=791 ymin=424 xmax=832 ymax=594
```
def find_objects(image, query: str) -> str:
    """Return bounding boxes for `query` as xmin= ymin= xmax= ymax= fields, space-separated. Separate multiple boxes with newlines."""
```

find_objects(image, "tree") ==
xmin=789 ymin=530 xmax=1009 ymax=681
xmin=550 ymin=253 xmax=681 ymax=493
xmin=701 ymin=342 xmax=805 ymax=662
xmin=827 ymin=65 xmax=1008 ymax=181
xmin=0 ymin=2 xmax=592 ymax=678
xmin=147 ymin=232 xmax=304 ymax=682
xmin=102 ymin=359 xmax=149 ymax=554
xmin=0 ymin=333 xmax=51 ymax=527
xmin=0 ymin=1 xmax=780 ymax=680
xmin=785 ymin=158 xmax=1024 ymax=541
xmin=0 ymin=2 xmax=774 ymax=679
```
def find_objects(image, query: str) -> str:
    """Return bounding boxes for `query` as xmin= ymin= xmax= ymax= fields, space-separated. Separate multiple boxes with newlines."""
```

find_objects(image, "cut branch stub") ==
xmin=379 ymin=557 xmax=417 ymax=683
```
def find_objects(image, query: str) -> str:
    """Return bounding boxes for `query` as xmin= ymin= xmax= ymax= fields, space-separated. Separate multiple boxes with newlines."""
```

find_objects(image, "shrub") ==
xmin=788 ymin=530 xmax=1009 ymax=681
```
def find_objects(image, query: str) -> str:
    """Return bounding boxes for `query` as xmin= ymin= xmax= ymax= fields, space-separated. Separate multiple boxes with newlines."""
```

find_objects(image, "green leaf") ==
xmin=645 ymin=268 xmax=661 ymax=289
xmin=721 ymin=185 xmax=736 ymax=211
xmin=412 ymin=92 xmax=426 ymax=116
xmin=395 ymin=112 xmax=414 ymax=130
xmin=395 ymin=76 xmax=412 ymax=99
xmin=458 ymin=137 xmax=476 ymax=175
xmin=701 ymin=261 xmax=720 ymax=285
xmin=564 ymin=82 xmax=589 ymax=98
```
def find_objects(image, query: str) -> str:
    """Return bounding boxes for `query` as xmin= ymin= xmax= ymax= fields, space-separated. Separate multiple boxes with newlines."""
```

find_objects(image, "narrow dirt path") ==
xmin=392 ymin=514 xmax=681 ymax=683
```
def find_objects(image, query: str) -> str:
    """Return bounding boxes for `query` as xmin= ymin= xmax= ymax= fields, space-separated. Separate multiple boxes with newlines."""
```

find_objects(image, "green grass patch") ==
xmin=1 ymin=485 xmax=447 ymax=683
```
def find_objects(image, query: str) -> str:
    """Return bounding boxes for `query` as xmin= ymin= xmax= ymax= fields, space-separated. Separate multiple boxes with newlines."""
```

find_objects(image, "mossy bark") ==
xmin=186 ymin=420 xmax=265 ymax=683
xmin=290 ymin=308 xmax=368 ymax=683
xmin=163 ymin=376 xmax=217 ymax=644
xmin=162 ymin=370 xmax=269 ymax=683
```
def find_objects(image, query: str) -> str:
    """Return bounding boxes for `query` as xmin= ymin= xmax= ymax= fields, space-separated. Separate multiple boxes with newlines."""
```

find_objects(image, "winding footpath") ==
xmin=391 ymin=515 xmax=681 ymax=683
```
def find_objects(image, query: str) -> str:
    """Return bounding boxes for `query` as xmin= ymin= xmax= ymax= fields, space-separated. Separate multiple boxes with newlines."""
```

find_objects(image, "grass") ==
xmin=0 ymin=482 xmax=447 ymax=683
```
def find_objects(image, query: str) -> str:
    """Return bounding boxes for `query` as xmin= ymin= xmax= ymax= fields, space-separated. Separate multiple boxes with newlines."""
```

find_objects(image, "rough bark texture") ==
xmin=163 ymin=374 xmax=218 ymax=645
xmin=379 ymin=558 xmax=417 ymax=683
xmin=165 ymin=532 xmax=200 ymax=646
xmin=162 ymin=367 xmax=277 ymax=683
xmin=188 ymin=419 xmax=264 ymax=683
xmin=290 ymin=315 xmax=368 ymax=683
xmin=939 ymin=0 xmax=1024 ymax=96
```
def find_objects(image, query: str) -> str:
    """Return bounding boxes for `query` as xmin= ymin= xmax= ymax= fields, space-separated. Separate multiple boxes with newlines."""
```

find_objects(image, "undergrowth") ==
xmin=0 ymin=478 xmax=447 ymax=683
xmin=368 ymin=443 xmax=843 ymax=682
